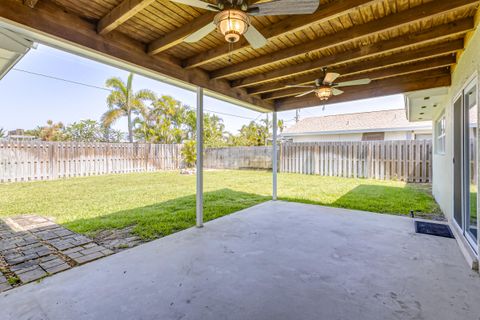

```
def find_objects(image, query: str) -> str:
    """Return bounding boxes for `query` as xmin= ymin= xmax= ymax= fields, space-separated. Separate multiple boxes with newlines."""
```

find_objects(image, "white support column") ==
xmin=272 ymin=111 xmax=278 ymax=201
xmin=196 ymin=87 xmax=204 ymax=228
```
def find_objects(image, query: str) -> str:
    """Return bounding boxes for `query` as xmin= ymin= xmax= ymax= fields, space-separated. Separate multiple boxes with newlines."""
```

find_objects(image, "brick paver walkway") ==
xmin=0 ymin=215 xmax=113 ymax=292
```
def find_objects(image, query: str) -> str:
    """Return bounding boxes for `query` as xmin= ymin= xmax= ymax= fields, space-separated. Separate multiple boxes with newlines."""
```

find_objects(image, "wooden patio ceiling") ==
xmin=0 ymin=0 xmax=479 ymax=112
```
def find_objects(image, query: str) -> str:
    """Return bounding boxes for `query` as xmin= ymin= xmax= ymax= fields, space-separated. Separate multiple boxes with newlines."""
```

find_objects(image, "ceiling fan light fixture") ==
xmin=315 ymin=86 xmax=333 ymax=101
xmin=214 ymin=10 xmax=250 ymax=43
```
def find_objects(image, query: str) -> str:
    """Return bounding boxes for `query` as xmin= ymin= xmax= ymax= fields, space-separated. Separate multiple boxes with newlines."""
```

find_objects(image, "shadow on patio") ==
xmin=64 ymin=188 xmax=270 ymax=240
xmin=1 ymin=200 xmax=479 ymax=320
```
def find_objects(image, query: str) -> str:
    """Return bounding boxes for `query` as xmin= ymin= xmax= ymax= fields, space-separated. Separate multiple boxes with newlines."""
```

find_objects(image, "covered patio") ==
xmin=2 ymin=201 xmax=480 ymax=319
xmin=1 ymin=0 xmax=480 ymax=318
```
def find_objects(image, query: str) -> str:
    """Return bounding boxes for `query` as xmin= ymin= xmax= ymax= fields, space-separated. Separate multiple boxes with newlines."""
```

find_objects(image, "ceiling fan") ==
xmin=287 ymin=69 xmax=372 ymax=101
xmin=169 ymin=0 xmax=320 ymax=48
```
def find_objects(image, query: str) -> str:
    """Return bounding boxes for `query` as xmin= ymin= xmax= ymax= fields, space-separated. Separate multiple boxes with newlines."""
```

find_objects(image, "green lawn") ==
xmin=0 ymin=170 xmax=441 ymax=240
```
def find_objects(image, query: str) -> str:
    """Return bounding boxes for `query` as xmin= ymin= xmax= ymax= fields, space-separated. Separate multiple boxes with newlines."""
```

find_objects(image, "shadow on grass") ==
xmin=280 ymin=184 xmax=443 ymax=218
xmin=64 ymin=188 xmax=270 ymax=240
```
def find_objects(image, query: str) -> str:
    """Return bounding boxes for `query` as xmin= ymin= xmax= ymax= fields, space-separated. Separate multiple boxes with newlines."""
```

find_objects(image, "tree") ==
xmin=181 ymin=140 xmax=196 ymax=168
xmin=233 ymin=121 xmax=269 ymax=146
xmin=101 ymin=73 xmax=155 ymax=143
xmin=64 ymin=119 xmax=124 ymax=142
xmin=29 ymin=120 xmax=66 ymax=141
xmin=0 ymin=128 xmax=5 ymax=138
xmin=277 ymin=119 xmax=285 ymax=133
xmin=133 ymin=95 xmax=228 ymax=147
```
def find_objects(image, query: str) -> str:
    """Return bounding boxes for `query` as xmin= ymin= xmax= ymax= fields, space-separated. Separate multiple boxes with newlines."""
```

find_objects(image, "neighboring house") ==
xmin=404 ymin=22 xmax=480 ymax=267
xmin=281 ymin=109 xmax=432 ymax=143
xmin=4 ymin=129 xmax=37 ymax=142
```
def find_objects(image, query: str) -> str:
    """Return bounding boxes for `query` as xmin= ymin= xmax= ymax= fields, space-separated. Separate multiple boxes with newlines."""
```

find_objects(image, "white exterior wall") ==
xmin=432 ymin=24 xmax=480 ymax=221
xmin=290 ymin=133 xmax=362 ymax=142
xmin=288 ymin=130 xmax=422 ymax=143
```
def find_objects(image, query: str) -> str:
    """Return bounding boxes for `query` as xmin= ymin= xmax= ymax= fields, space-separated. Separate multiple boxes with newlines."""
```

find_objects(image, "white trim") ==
xmin=281 ymin=126 xmax=431 ymax=137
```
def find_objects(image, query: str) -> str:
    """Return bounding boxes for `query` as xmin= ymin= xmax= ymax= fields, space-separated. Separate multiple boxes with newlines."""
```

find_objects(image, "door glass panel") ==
xmin=454 ymin=96 xmax=463 ymax=227
xmin=466 ymin=83 xmax=477 ymax=243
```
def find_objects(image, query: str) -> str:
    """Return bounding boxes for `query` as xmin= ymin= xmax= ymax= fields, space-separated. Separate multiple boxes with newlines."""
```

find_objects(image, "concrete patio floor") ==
xmin=1 ymin=201 xmax=480 ymax=320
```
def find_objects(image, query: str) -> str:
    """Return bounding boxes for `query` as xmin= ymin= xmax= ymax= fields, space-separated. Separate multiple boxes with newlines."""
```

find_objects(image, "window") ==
xmin=435 ymin=113 xmax=446 ymax=154
xmin=362 ymin=132 xmax=385 ymax=141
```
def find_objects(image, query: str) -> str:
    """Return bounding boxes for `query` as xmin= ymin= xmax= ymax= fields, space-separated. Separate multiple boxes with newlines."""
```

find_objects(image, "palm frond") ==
xmin=106 ymin=91 xmax=126 ymax=110
xmin=101 ymin=108 xmax=125 ymax=127
xmin=105 ymin=77 xmax=128 ymax=97
xmin=135 ymin=89 xmax=156 ymax=102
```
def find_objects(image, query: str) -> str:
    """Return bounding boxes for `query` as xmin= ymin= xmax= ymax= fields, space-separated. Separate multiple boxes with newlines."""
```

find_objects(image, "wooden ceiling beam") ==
xmin=211 ymin=0 xmax=478 ymax=80
xmin=97 ymin=0 xmax=157 ymax=35
xmin=262 ymin=56 xmax=456 ymax=100
xmin=147 ymin=0 xmax=264 ymax=55
xmin=274 ymin=69 xmax=452 ymax=111
xmin=0 ymin=0 xmax=273 ymax=111
xmin=232 ymin=18 xmax=472 ymax=88
xmin=23 ymin=0 xmax=40 ymax=8
xmin=249 ymin=51 xmax=458 ymax=95
xmin=147 ymin=12 xmax=217 ymax=55
xmin=251 ymin=46 xmax=455 ymax=94
xmin=183 ymin=0 xmax=376 ymax=69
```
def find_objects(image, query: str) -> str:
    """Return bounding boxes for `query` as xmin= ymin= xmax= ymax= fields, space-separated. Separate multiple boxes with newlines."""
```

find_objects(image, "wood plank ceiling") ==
xmin=1 ymin=0 xmax=479 ymax=112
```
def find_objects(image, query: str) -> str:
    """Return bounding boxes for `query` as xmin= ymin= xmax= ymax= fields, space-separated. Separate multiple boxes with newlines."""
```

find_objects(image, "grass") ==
xmin=0 ymin=170 xmax=441 ymax=240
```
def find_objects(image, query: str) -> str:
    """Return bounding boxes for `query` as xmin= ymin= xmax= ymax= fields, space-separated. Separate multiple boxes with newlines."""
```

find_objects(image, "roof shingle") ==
xmin=283 ymin=109 xmax=431 ymax=135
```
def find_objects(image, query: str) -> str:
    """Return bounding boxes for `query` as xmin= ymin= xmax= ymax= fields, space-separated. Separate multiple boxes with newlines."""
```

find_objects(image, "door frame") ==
xmin=451 ymin=73 xmax=479 ymax=254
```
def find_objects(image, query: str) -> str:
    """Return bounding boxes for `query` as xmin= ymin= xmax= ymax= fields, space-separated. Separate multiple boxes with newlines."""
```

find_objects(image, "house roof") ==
xmin=283 ymin=109 xmax=432 ymax=136
xmin=0 ymin=27 xmax=35 ymax=80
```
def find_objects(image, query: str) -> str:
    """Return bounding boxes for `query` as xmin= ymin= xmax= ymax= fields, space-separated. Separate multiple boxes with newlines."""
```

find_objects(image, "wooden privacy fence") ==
xmin=0 ymin=140 xmax=434 ymax=183
xmin=280 ymin=141 xmax=432 ymax=183
xmin=0 ymin=141 xmax=183 ymax=182
xmin=205 ymin=146 xmax=272 ymax=170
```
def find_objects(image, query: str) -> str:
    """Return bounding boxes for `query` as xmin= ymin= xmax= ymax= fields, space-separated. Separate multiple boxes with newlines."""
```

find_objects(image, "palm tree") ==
xmin=101 ymin=73 xmax=155 ymax=143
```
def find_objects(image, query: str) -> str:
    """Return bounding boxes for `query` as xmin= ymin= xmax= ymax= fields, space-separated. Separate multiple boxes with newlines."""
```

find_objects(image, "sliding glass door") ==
xmin=463 ymin=80 xmax=478 ymax=247
xmin=453 ymin=78 xmax=478 ymax=253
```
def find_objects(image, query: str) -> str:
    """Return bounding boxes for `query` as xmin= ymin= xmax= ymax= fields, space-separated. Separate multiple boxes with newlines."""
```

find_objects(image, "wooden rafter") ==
xmin=182 ymin=0 xmax=376 ymax=69
xmin=274 ymin=69 xmax=452 ymax=111
xmin=210 ymin=0 xmax=478 ymax=80
xmin=23 ymin=0 xmax=39 ymax=8
xmin=249 ymin=48 xmax=459 ymax=96
xmin=262 ymin=56 xmax=456 ymax=100
xmin=232 ymin=18 xmax=472 ymax=89
xmin=0 ymin=0 xmax=273 ymax=110
xmin=97 ymin=0 xmax=157 ymax=35
xmin=148 ymin=12 xmax=217 ymax=55
xmin=147 ymin=0 xmax=265 ymax=55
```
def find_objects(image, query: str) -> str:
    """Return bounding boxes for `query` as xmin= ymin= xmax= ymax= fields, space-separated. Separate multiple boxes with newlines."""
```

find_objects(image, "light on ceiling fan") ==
xmin=214 ymin=10 xmax=250 ymax=43
xmin=315 ymin=87 xmax=333 ymax=101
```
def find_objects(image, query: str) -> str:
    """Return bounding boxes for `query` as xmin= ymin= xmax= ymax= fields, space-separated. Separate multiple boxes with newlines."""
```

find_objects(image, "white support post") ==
xmin=196 ymin=87 xmax=204 ymax=228
xmin=272 ymin=111 xmax=278 ymax=201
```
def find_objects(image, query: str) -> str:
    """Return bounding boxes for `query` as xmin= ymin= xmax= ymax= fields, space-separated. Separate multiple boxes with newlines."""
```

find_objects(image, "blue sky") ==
xmin=0 ymin=45 xmax=405 ymax=134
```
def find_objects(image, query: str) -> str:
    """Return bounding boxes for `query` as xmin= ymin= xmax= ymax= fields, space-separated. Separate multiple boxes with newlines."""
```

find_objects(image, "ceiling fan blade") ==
xmin=335 ymin=78 xmax=371 ymax=87
xmin=286 ymin=84 xmax=316 ymax=88
xmin=295 ymin=90 xmax=315 ymax=98
xmin=323 ymin=72 xmax=340 ymax=84
xmin=184 ymin=22 xmax=216 ymax=43
xmin=244 ymin=25 xmax=268 ymax=49
xmin=248 ymin=0 xmax=319 ymax=16
xmin=170 ymin=0 xmax=220 ymax=11
xmin=332 ymin=88 xmax=344 ymax=96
